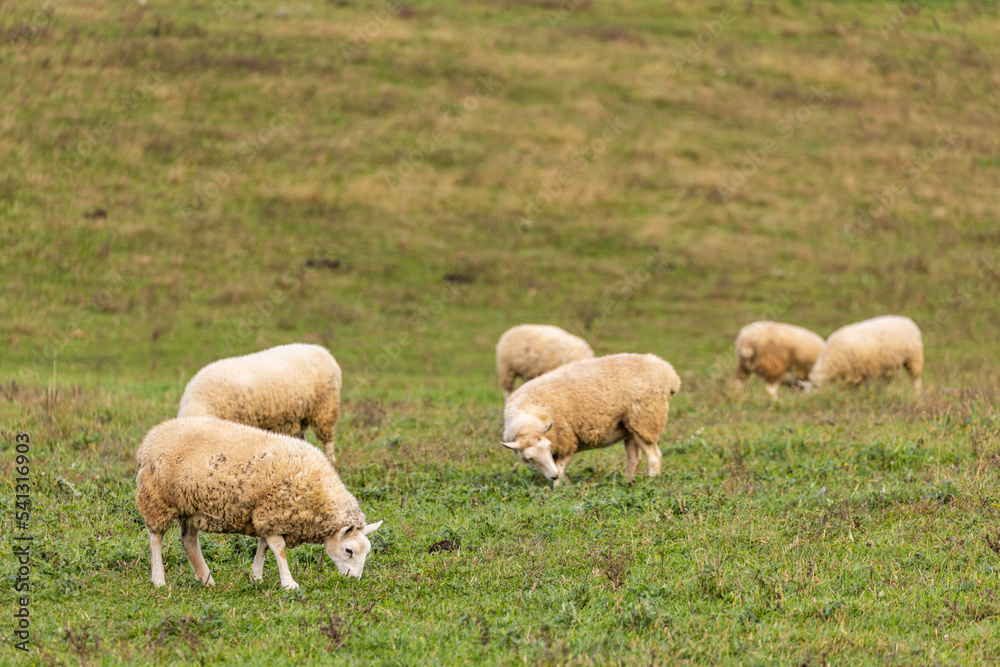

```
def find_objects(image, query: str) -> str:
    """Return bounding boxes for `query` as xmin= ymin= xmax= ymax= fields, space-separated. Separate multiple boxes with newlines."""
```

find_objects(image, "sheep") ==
xmin=178 ymin=343 xmax=342 ymax=461
xmin=495 ymin=324 xmax=595 ymax=400
xmin=135 ymin=416 xmax=383 ymax=590
xmin=734 ymin=321 xmax=826 ymax=398
xmin=806 ymin=315 xmax=923 ymax=391
xmin=501 ymin=353 xmax=681 ymax=486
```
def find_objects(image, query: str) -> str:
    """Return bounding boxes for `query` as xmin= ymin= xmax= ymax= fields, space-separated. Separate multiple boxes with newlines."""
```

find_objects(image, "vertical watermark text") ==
xmin=12 ymin=433 xmax=32 ymax=653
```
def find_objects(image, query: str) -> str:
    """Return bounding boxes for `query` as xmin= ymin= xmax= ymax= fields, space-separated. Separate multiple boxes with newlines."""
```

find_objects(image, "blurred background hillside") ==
xmin=1 ymin=0 xmax=998 ymax=398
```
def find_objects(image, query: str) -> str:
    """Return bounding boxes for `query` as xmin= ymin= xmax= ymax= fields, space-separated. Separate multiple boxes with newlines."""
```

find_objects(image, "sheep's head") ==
xmin=325 ymin=520 xmax=383 ymax=579
xmin=667 ymin=370 xmax=682 ymax=397
xmin=501 ymin=421 xmax=562 ymax=483
xmin=804 ymin=367 xmax=824 ymax=390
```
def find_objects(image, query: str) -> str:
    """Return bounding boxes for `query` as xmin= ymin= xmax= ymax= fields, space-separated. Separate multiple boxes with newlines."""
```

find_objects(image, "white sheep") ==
xmin=502 ymin=353 xmax=681 ymax=486
xmin=807 ymin=315 xmax=923 ymax=391
xmin=135 ymin=417 xmax=383 ymax=590
xmin=178 ymin=343 xmax=342 ymax=461
xmin=495 ymin=324 xmax=595 ymax=400
xmin=734 ymin=321 xmax=826 ymax=398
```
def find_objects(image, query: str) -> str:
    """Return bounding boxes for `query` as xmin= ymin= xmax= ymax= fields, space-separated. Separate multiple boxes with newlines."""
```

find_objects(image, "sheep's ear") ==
xmin=501 ymin=441 xmax=521 ymax=450
xmin=362 ymin=520 xmax=383 ymax=535
xmin=542 ymin=421 xmax=553 ymax=433
xmin=337 ymin=525 xmax=352 ymax=539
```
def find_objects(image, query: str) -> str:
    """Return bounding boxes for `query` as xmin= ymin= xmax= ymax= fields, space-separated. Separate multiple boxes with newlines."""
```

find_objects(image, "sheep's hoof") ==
xmin=203 ymin=575 xmax=216 ymax=586
xmin=152 ymin=578 xmax=166 ymax=588
xmin=282 ymin=581 xmax=300 ymax=590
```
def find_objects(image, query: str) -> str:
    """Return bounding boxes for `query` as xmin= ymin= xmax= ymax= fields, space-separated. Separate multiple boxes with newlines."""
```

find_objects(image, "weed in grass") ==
xmin=429 ymin=539 xmax=460 ymax=553
xmin=316 ymin=608 xmax=354 ymax=652
xmin=721 ymin=439 xmax=755 ymax=496
xmin=590 ymin=542 xmax=633 ymax=591
xmin=971 ymin=427 xmax=1000 ymax=474
xmin=63 ymin=624 xmax=100 ymax=662
xmin=146 ymin=615 xmax=204 ymax=653
xmin=984 ymin=531 xmax=1000 ymax=559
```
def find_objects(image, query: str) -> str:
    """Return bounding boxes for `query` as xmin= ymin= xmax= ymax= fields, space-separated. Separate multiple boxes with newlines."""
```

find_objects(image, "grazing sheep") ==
xmin=135 ymin=417 xmax=383 ymax=590
xmin=807 ymin=315 xmax=923 ymax=391
xmin=495 ymin=324 xmax=595 ymax=400
xmin=734 ymin=321 xmax=826 ymax=398
xmin=502 ymin=353 xmax=681 ymax=486
xmin=178 ymin=343 xmax=341 ymax=461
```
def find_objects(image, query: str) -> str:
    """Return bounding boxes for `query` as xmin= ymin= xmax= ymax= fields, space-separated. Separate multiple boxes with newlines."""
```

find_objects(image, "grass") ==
xmin=2 ymin=0 xmax=1000 ymax=663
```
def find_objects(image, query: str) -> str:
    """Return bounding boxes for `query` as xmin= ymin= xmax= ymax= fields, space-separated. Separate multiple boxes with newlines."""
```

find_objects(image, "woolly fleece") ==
xmin=808 ymin=315 xmax=923 ymax=390
xmin=496 ymin=324 xmax=594 ymax=398
xmin=136 ymin=417 xmax=365 ymax=546
xmin=178 ymin=343 xmax=341 ymax=458
xmin=735 ymin=321 xmax=825 ymax=398
xmin=503 ymin=353 xmax=680 ymax=484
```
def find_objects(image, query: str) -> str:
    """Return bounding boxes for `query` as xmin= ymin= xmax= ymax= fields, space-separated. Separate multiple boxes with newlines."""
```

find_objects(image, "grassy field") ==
xmin=2 ymin=0 xmax=1000 ymax=663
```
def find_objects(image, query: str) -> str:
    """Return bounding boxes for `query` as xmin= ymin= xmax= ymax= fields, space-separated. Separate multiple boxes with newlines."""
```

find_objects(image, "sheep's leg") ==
xmin=319 ymin=431 xmax=337 ymax=464
xmin=734 ymin=366 xmax=748 ymax=393
xmin=498 ymin=363 xmax=516 ymax=401
xmin=624 ymin=437 xmax=642 ymax=478
xmin=635 ymin=436 xmax=662 ymax=477
xmin=765 ymin=381 xmax=780 ymax=399
xmin=905 ymin=361 xmax=923 ymax=393
xmin=313 ymin=392 xmax=341 ymax=463
xmin=251 ymin=537 xmax=268 ymax=582
xmin=149 ymin=529 xmax=166 ymax=587
xmin=179 ymin=519 xmax=215 ymax=586
xmin=553 ymin=459 xmax=570 ymax=487
xmin=265 ymin=535 xmax=299 ymax=590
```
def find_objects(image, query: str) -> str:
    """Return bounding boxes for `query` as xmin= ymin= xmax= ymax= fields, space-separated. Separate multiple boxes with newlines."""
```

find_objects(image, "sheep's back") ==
xmin=814 ymin=316 xmax=921 ymax=382
xmin=497 ymin=325 xmax=594 ymax=377
xmin=178 ymin=344 xmax=340 ymax=422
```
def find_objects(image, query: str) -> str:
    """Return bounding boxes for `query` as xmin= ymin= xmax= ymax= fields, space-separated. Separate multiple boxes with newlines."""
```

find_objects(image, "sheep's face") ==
xmin=805 ymin=367 xmax=825 ymax=389
xmin=668 ymin=372 xmax=682 ymax=397
xmin=502 ymin=422 xmax=560 ymax=482
xmin=325 ymin=520 xmax=383 ymax=579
